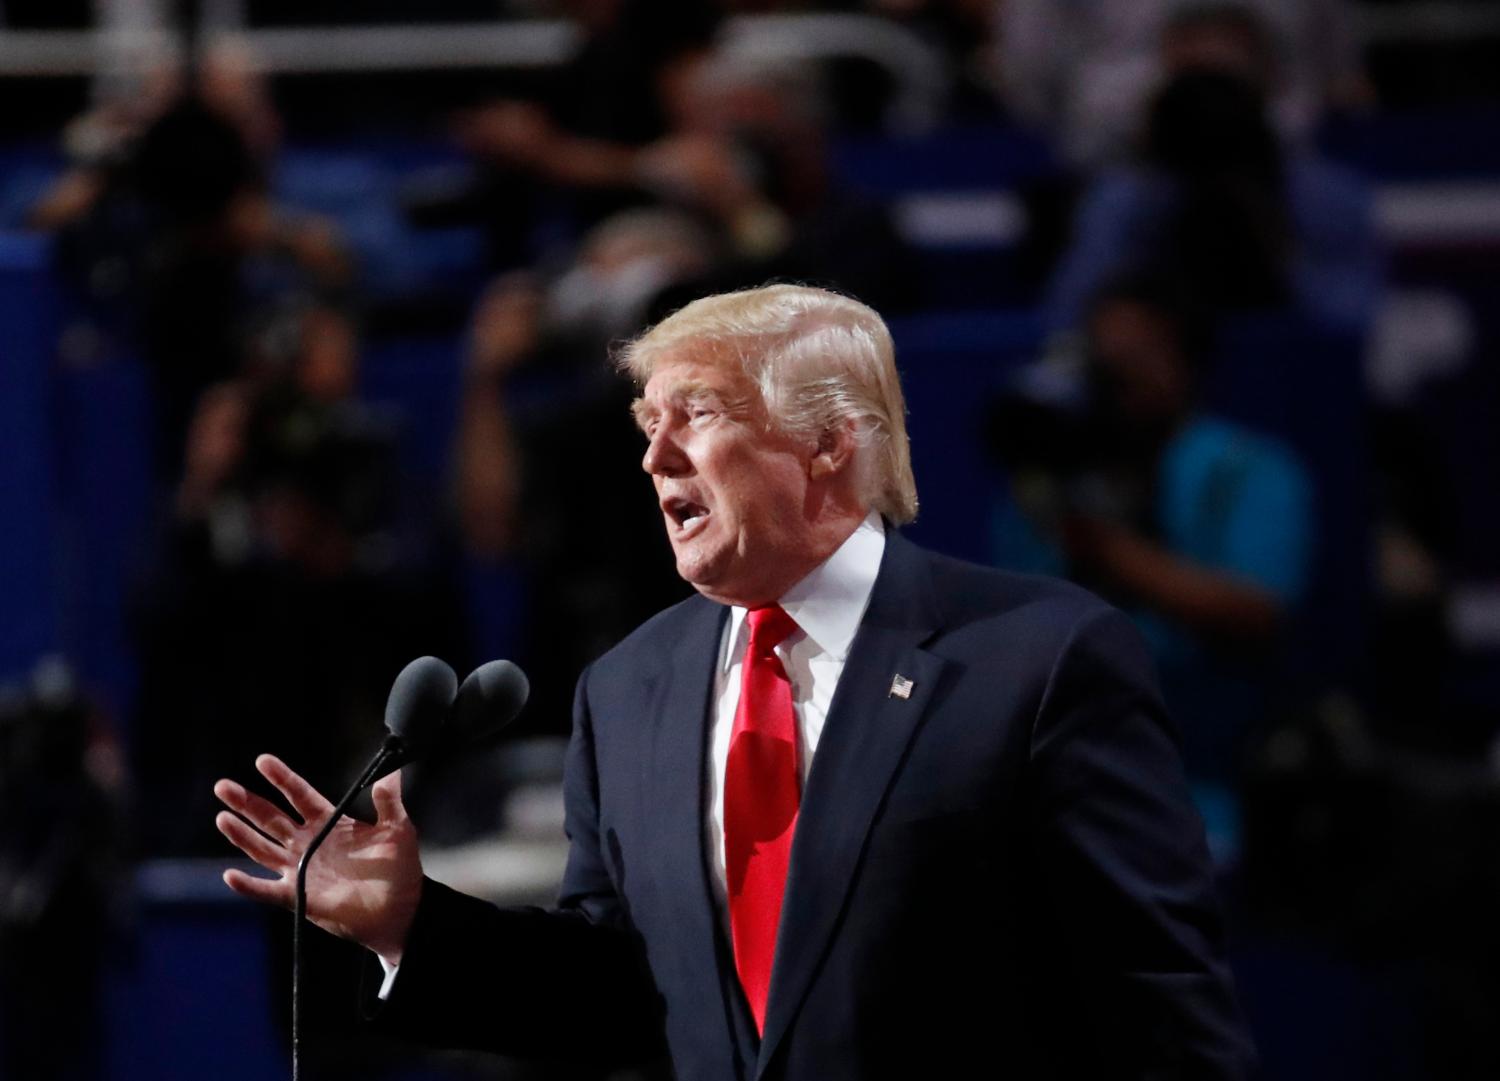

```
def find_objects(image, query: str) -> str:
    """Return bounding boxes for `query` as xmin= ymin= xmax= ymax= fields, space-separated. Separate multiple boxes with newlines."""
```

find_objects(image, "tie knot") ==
xmin=746 ymin=605 xmax=798 ymax=654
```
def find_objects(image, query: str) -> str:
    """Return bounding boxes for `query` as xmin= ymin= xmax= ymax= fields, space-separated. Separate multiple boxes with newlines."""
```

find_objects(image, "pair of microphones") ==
xmin=376 ymin=656 xmax=531 ymax=780
xmin=291 ymin=656 xmax=530 ymax=1081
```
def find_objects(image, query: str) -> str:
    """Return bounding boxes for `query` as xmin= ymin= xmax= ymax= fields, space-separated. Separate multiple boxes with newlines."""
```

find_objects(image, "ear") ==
xmin=808 ymin=422 xmax=858 ymax=483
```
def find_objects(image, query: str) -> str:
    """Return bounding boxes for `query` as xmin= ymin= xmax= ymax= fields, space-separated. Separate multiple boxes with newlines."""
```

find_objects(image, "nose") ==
xmin=642 ymin=424 xmax=688 ymax=477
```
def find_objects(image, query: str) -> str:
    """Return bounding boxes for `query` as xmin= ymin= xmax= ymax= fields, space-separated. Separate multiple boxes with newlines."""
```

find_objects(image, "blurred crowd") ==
xmin=4 ymin=0 xmax=1500 ymax=1078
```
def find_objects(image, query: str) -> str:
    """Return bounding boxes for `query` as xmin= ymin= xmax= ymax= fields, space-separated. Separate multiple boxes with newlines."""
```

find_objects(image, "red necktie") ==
xmin=724 ymin=604 xmax=801 ymax=1034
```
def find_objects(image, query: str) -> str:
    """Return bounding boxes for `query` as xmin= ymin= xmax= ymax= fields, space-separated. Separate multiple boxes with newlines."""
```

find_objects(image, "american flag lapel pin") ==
xmin=888 ymin=674 xmax=914 ymax=700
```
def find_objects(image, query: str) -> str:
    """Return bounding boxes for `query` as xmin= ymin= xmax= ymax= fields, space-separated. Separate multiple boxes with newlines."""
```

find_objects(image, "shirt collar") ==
xmin=721 ymin=512 xmax=886 ymax=668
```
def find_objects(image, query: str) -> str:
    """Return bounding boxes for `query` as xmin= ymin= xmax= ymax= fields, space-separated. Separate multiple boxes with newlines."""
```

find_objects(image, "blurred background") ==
xmin=1 ymin=0 xmax=1498 ymax=1078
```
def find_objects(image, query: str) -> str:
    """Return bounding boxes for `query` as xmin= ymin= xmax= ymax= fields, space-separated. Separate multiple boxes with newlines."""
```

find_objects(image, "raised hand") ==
xmin=214 ymin=754 xmax=423 ymax=964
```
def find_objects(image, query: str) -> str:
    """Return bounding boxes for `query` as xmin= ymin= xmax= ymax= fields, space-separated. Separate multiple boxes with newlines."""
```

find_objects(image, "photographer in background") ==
xmin=29 ymin=44 xmax=350 ymax=475
xmin=133 ymin=302 xmax=455 ymax=857
xmin=1043 ymin=6 xmax=1380 ymax=337
xmin=991 ymin=276 xmax=1312 ymax=790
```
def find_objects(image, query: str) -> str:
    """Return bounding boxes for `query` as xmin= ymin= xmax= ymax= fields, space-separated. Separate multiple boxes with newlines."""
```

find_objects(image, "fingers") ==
xmin=370 ymin=769 xmax=406 ymax=825
xmin=222 ymin=866 xmax=292 ymax=909
xmin=213 ymin=778 xmax=300 ymax=843
xmin=216 ymin=810 xmax=290 ymax=872
xmin=256 ymin=753 xmax=334 ymax=824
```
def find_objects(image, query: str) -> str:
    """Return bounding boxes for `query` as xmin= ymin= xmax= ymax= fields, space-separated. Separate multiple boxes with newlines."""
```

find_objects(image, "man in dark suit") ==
xmin=215 ymin=285 xmax=1255 ymax=1078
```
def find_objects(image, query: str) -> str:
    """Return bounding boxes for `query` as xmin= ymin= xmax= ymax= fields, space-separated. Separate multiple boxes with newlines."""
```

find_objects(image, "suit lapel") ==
xmin=755 ymin=533 xmax=949 ymax=1077
xmin=644 ymin=597 xmax=753 ymax=1077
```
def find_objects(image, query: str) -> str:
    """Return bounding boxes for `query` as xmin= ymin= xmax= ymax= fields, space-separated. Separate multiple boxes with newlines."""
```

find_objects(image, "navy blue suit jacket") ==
xmin=375 ymin=531 xmax=1255 ymax=1079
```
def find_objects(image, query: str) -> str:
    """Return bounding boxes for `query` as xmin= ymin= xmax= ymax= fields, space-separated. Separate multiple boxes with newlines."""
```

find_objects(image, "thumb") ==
xmin=371 ymin=768 xmax=407 ymax=825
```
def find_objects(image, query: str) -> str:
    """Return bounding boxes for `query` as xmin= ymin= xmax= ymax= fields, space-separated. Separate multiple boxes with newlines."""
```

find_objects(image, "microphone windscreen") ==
xmin=452 ymin=659 xmax=530 ymax=747
xmin=384 ymin=656 xmax=458 ymax=757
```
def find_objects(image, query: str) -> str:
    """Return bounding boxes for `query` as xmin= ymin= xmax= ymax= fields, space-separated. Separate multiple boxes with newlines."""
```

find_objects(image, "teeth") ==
xmin=666 ymin=499 xmax=707 ymax=529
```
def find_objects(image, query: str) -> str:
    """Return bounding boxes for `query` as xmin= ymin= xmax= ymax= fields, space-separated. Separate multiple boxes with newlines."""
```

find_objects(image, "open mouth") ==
xmin=663 ymin=495 xmax=711 ymax=539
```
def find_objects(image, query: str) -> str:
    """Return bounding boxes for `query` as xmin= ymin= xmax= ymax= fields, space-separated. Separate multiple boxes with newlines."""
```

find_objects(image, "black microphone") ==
xmin=450 ymin=658 xmax=531 ymax=750
xmin=369 ymin=655 xmax=463 ymax=780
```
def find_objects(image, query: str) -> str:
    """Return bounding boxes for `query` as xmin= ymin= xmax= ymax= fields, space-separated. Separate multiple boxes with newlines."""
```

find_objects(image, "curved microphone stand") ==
xmin=291 ymin=738 xmax=404 ymax=1081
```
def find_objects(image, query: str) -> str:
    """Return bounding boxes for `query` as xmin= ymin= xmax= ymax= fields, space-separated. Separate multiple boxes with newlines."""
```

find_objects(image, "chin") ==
xmin=675 ymin=556 xmax=744 ymax=605
xmin=672 ymin=546 xmax=721 ymax=589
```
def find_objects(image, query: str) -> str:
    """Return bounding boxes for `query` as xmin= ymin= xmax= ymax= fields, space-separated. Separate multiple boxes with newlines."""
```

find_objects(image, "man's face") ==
xmin=634 ymin=350 xmax=815 ymax=607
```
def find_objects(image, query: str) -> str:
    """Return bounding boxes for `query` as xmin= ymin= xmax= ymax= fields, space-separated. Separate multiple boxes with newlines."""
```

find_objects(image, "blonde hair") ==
xmin=617 ymin=284 xmax=918 ymax=524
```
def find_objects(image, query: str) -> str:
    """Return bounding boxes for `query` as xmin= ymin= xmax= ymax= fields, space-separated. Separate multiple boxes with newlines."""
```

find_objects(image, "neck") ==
xmin=797 ymin=506 xmax=870 ymax=575
xmin=710 ymin=504 xmax=871 ymax=609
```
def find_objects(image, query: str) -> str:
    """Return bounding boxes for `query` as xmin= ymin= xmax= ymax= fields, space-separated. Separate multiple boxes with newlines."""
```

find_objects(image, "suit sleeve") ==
xmin=1028 ymin=606 xmax=1257 ymax=1079
xmin=365 ymin=663 xmax=668 ymax=1065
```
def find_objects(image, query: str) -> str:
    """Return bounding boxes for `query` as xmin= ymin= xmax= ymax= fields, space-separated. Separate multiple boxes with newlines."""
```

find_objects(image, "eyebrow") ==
xmin=630 ymin=381 xmax=734 ymax=432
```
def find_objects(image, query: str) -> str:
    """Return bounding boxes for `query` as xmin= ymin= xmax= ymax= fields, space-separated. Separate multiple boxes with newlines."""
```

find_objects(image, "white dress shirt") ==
xmin=704 ymin=513 xmax=886 ymax=920
xmin=379 ymin=513 xmax=886 ymax=996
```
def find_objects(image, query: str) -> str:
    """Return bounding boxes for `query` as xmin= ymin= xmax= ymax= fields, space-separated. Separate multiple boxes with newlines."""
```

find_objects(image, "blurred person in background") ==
xmin=1045 ymin=51 xmax=1381 ymax=336
xmin=448 ymin=18 xmax=916 ymax=310
xmin=639 ymin=53 xmax=919 ymax=314
xmin=454 ymin=213 xmax=711 ymax=735
xmin=455 ymin=8 xmax=912 ymax=297
xmin=424 ymin=0 xmax=723 ymax=270
xmin=0 ymin=660 xmax=128 ymax=1081
xmin=997 ymin=0 xmax=1371 ymax=169
xmin=991 ymin=276 xmax=1313 ymax=791
xmin=133 ymin=301 xmax=458 ymax=856
xmin=28 ymin=41 xmax=350 ymax=473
